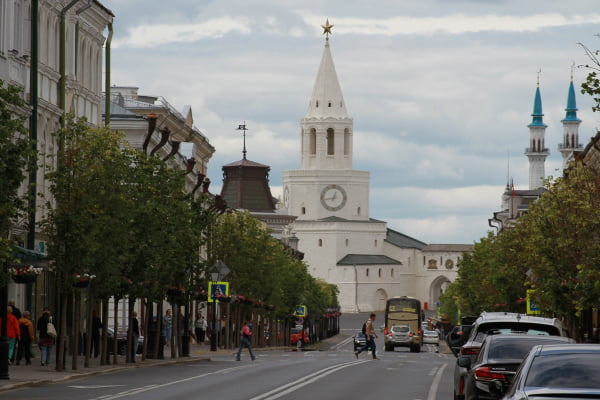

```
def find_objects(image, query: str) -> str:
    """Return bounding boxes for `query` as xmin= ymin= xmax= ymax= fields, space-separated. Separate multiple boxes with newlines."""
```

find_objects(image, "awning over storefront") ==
xmin=11 ymin=245 xmax=48 ymax=266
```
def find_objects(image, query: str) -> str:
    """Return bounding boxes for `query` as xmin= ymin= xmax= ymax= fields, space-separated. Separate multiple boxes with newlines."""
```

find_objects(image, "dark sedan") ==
xmin=461 ymin=334 xmax=573 ymax=400
xmin=498 ymin=344 xmax=600 ymax=400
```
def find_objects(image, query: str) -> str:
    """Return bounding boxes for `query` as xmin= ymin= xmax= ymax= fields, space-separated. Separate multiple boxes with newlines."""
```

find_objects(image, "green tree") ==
xmin=0 ymin=81 xmax=36 ymax=280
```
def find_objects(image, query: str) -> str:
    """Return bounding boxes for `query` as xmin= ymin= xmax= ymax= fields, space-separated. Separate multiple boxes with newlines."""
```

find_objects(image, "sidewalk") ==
xmin=0 ymin=344 xmax=224 ymax=392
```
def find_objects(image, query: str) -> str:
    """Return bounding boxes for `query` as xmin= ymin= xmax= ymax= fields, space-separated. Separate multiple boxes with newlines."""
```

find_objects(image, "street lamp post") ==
xmin=210 ymin=261 xmax=229 ymax=352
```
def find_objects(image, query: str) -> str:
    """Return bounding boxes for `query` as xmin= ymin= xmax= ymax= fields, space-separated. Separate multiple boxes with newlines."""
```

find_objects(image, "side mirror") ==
xmin=458 ymin=356 xmax=471 ymax=369
xmin=488 ymin=380 xmax=504 ymax=396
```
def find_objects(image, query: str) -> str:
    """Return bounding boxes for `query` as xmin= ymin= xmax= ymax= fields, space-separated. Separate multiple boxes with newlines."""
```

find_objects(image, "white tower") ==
xmin=282 ymin=21 xmax=388 ymax=312
xmin=282 ymin=20 xmax=370 ymax=222
xmin=525 ymin=75 xmax=549 ymax=190
xmin=559 ymin=69 xmax=582 ymax=170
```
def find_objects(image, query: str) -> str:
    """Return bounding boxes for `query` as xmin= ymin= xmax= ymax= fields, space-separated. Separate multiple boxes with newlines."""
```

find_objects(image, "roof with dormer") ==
xmin=304 ymin=38 xmax=349 ymax=120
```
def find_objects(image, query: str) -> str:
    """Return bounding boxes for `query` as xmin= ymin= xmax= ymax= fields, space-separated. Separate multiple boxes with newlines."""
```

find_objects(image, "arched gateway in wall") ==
xmin=372 ymin=288 xmax=388 ymax=311
xmin=428 ymin=275 xmax=452 ymax=312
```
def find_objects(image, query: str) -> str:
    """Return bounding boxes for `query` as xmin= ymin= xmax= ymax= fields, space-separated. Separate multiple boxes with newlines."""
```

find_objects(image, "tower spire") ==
xmin=237 ymin=122 xmax=248 ymax=160
xmin=559 ymin=63 xmax=582 ymax=170
xmin=525 ymin=72 xmax=549 ymax=190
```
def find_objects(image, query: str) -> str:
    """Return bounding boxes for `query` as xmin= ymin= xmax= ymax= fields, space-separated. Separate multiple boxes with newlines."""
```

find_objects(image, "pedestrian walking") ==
xmin=195 ymin=313 xmax=207 ymax=344
xmin=37 ymin=307 xmax=55 ymax=366
xmin=236 ymin=320 xmax=256 ymax=361
xmin=355 ymin=313 xmax=379 ymax=360
xmin=6 ymin=306 xmax=20 ymax=364
xmin=90 ymin=309 xmax=102 ymax=358
xmin=162 ymin=309 xmax=173 ymax=346
xmin=131 ymin=311 xmax=140 ymax=361
xmin=8 ymin=300 xmax=21 ymax=364
xmin=17 ymin=310 xmax=34 ymax=365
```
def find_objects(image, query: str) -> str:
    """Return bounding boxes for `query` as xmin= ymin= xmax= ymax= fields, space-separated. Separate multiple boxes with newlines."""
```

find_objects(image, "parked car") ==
xmin=423 ymin=329 xmax=440 ymax=346
xmin=290 ymin=326 xmax=309 ymax=345
xmin=451 ymin=312 xmax=568 ymax=400
xmin=353 ymin=331 xmax=367 ymax=352
xmin=497 ymin=344 xmax=600 ymax=399
xmin=106 ymin=327 xmax=144 ymax=355
xmin=461 ymin=334 xmax=573 ymax=400
xmin=384 ymin=324 xmax=420 ymax=352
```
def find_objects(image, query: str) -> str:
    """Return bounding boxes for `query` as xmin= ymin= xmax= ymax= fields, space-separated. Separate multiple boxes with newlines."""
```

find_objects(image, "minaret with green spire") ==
xmin=559 ymin=64 xmax=582 ymax=170
xmin=525 ymin=70 xmax=549 ymax=190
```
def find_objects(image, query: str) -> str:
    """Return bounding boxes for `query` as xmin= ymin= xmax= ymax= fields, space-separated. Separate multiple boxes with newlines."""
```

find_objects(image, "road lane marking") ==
xmin=248 ymin=360 xmax=369 ymax=400
xmin=427 ymin=362 xmax=449 ymax=400
xmin=86 ymin=365 xmax=247 ymax=400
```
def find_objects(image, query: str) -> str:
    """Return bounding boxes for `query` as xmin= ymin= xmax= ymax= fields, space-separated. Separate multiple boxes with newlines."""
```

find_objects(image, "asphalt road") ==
xmin=1 ymin=312 xmax=455 ymax=400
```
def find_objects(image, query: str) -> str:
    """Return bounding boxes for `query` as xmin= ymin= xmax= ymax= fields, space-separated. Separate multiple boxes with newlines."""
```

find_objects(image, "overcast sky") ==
xmin=100 ymin=0 xmax=600 ymax=244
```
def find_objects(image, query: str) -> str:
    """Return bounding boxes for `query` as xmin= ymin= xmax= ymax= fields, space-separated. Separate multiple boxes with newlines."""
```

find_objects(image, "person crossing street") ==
xmin=355 ymin=313 xmax=379 ymax=360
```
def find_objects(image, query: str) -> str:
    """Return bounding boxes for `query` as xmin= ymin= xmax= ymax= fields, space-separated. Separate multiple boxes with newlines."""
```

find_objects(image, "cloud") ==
xmin=306 ymin=14 xmax=600 ymax=36
xmin=112 ymin=16 xmax=253 ymax=48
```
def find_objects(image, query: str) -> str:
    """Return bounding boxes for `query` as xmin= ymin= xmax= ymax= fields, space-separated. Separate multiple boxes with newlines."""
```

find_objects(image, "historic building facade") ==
xmin=282 ymin=24 xmax=471 ymax=313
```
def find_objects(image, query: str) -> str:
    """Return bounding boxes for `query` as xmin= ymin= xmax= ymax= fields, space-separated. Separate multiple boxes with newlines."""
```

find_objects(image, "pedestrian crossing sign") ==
xmin=208 ymin=281 xmax=229 ymax=302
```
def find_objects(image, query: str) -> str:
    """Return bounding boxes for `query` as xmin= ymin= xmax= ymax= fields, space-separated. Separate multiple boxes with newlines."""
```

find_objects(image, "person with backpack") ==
xmin=236 ymin=319 xmax=256 ymax=361
xmin=355 ymin=313 xmax=379 ymax=360
xmin=17 ymin=310 xmax=34 ymax=365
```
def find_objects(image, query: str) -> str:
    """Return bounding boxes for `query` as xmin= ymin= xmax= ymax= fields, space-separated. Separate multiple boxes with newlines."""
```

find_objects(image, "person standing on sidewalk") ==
xmin=6 ymin=306 xmax=20 ymax=364
xmin=37 ymin=308 xmax=55 ymax=366
xmin=131 ymin=311 xmax=140 ymax=361
xmin=90 ymin=309 xmax=103 ymax=358
xmin=195 ymin=313 xmax=207 ymax=344
xmin=236 ymin=320 xmax=255 ymax=361
xmin=355 ymin=313 xmax=379 ymax=360
xmin=17 ymin=311 xmax=34 ymax=365
xmin=162 ymin=309 xmax=173 ymax=346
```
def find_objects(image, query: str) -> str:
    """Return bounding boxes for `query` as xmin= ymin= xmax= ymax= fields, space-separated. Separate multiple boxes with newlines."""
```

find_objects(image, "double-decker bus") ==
xmin=384 ymin=296 xmax=423 ymax=352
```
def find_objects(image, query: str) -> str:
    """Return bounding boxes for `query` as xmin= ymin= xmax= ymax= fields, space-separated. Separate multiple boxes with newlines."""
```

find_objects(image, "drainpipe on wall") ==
xmin=354 ymin=265 xmax=360 ymax=313
xmin=26 ymin=0 xmax=39 ymax=314
xmin=104 ymin=22 xmax=113 ymax=127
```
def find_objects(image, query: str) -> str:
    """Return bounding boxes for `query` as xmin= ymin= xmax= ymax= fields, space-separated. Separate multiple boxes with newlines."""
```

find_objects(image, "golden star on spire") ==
xmin=321 ymin=19 xmax=334 ymax=40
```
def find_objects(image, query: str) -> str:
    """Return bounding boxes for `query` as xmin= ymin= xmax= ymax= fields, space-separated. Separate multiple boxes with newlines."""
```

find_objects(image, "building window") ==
xmin=366 ymin=268 xmax=369 ymax=277
xmin=318 ymin=239 xmax=323 ymax=247
xmin=309 ymin=128 xmax=316 ymax=155
xmin=391 ymin=269 xmax=394 ymax=278
xmin=327 ymin=128 xmax=334 ymax=155
xmin=344 ymin=128 xmax=350 ymax=155
xmin=301 ymin=207 xmax=306 ymax=215
xmin=345 ymin=238 xmax=349 ymax=246
xmin=374 ymin=239 xmax=378 ymax=247
xmin=378 ymin=268 xmax=382 ymax=278
xmin=357 ymin=207 xmax=361 ymax=215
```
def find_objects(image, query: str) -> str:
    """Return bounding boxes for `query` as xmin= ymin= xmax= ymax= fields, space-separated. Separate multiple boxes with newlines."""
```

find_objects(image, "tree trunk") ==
xmin=112 ymin=298 xmax=119 ymax=365
xmin=56 ymin=292 xmax=69 ymax=371
xmin=71 ymin=291 xmax=80 ymax=370
xmin=126 ymin=297 xmax=134 ymax=363
xmin=101 ymin=298 xmax=109 ymax=365
xmin=84 ymin=291 xmax=94 ymax=367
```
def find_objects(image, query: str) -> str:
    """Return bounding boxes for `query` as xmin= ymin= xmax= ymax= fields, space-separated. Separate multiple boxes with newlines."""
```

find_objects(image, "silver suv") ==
xmin=450 ymin=312 xmax=568 ymax=400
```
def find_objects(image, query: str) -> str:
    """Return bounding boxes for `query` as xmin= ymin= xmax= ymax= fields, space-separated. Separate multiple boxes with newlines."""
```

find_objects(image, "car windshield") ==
xmin=525 ymin=353 xmax=600 ymax=389
xmin=392 ymin=326 xmax=409 ymax=333
xmin=488 ymin=339 xmax=565 ymax=360
xmin=474 ymin=322 xmax=559 ymax=342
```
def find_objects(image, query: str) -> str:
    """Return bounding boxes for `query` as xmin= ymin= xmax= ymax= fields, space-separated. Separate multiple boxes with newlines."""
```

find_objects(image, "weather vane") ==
xmin=571 ymin=61 xmax=575 ymax=81
xmin=237 ymin=123 xmax=249 ymax=160
xmin=536 ymin=68 xmax=542 ymax=87
xmin=321 ymin=19 xmax=334 ymax=41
